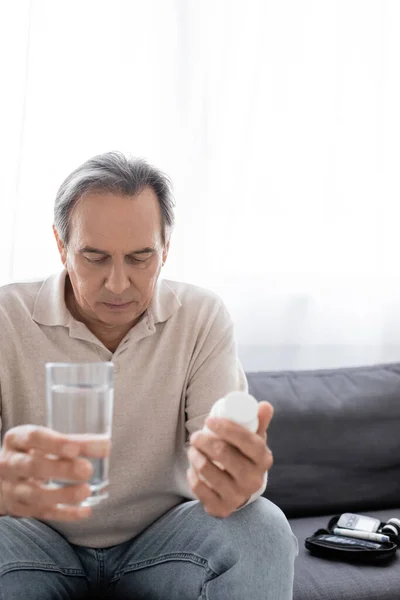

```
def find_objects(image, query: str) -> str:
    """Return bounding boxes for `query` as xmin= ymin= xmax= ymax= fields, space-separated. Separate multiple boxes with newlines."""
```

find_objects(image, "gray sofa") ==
xmin=247 ymin=362 xmax=400 ymax=600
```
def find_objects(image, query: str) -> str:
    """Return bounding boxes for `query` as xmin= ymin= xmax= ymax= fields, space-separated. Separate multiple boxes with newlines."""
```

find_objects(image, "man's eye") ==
xmin=128 ymin=255 xmax=150 ymax=263
xmin=85 ymin=256 xmax=107 ymax=263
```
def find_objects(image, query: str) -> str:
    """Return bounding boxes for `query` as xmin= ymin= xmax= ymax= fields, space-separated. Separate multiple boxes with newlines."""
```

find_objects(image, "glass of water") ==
xmin=45 ymin=361 xmax=114 ymax=506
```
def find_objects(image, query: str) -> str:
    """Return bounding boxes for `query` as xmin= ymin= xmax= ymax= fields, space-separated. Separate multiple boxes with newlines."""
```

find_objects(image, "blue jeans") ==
xmin=0 ymin=498 xmax=298 ymax=600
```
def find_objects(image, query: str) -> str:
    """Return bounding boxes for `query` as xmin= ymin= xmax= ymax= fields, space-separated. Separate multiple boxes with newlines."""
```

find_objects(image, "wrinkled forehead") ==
xmin=69 ymin=188 xmax=163 ymax=250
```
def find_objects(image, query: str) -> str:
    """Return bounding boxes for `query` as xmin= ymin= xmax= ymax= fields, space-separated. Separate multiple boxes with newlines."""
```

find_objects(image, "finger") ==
xmin=256 ymin=402 xmax=274 ymax=438
xmin=41 ymin=504 xmax=92 ymax=522
xmin=6 ymin=499 xmax=92 ymax=522
xmin=190 ymin=432 xmax=247 ymax=477
xmin=202 ymin=418 xmax=269 ymax=466
xmin=186 ymin=467 xmax=234 ymax=519
xmin=186 ymin=468 xmax=233 ymax=518
xmin=189 ymin=437 xmax=266 ymax=490
xmin=79 ymin=436 xmax=111 ymax=459
xmin=12 ymin=481 xmax=92 ymax=507
xmin=27 ymin=449 xmax=47 ymax=482
xmin=3 ymin=426 xmax=82 ymax=459
xmin=187 ymin=447 xmax=245 ymax=503
xmin=5 ymin=452 xmax=93 ymax=483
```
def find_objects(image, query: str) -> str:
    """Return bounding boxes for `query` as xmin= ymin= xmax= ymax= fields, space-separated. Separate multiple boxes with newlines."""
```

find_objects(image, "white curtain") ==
xmin=1 ymin=0 xmax=400 ymax=371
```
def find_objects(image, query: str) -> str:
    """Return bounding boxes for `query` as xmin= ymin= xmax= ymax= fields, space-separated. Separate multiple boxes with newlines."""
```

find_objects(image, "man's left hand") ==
xmin=186 ymin=401 xmax=274 ymax=518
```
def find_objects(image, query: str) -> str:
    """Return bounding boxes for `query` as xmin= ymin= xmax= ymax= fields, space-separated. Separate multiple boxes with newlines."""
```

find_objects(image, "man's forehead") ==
xmin=69 ymin=189 xmax=163 ymax=246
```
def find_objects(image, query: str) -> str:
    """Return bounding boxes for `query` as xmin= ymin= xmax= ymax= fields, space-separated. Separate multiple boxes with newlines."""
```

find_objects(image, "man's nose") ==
xmin=104 ymin=265 xmax=131 ymax=295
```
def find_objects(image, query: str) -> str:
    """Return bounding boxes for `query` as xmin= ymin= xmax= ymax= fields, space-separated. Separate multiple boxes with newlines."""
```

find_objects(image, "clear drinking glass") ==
xmin=45 ymin=361 xmax=114 ymax=506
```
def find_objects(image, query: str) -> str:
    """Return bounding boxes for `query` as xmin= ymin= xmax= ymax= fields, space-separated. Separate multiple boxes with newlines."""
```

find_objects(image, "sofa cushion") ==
xmin=247 ymin=362 xmax=400 ymax=517
xmin=289 ymin=508 xmax=400 ymax=600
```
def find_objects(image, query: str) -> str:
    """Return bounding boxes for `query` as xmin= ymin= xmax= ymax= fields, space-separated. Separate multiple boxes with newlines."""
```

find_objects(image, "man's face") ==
xmin=54 ymin=187 xmax=169 ymax=329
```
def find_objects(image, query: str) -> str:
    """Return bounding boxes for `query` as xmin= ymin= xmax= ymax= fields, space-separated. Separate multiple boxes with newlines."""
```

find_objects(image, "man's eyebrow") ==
xmin=79 ymin=246 xmax=155 ymax=256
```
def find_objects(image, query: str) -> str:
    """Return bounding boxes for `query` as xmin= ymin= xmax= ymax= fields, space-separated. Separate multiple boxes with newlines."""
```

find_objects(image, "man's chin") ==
xmin=98 ymin=302 xmax=141 ymax=323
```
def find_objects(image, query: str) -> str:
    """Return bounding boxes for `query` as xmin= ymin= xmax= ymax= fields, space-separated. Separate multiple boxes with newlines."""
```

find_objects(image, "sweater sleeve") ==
xmin=184 ymin=300 xmax=267 ymax=505
xmin=184 ymin=300 xmax=247 ymax=436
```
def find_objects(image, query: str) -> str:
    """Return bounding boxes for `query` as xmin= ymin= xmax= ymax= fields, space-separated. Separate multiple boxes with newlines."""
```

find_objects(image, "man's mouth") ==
xmin=103 ymin=301 xmax=134 ymax=310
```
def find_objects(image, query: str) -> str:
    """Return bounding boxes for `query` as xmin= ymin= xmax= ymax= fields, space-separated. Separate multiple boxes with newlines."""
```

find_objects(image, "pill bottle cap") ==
xmin=210 ymin=391 xmax=259 ymax=431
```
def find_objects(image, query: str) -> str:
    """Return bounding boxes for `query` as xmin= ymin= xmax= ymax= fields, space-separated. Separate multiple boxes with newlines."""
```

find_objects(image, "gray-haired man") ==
xmin=0 ymin=152 xmax=297 ymax=599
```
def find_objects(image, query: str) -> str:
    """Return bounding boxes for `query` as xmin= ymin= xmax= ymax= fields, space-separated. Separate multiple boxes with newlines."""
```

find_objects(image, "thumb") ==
xmin=256 ymin=401 xmax=274 ymax=438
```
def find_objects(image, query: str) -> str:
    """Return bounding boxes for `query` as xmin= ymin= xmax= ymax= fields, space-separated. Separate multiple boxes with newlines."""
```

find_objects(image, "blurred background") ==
xmin=1 ymin=0 xmax=400 ymax=371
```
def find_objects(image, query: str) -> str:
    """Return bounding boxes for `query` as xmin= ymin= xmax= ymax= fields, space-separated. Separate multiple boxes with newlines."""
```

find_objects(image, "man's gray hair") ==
xmin=54 ymin=152 xmax=175 ymax=246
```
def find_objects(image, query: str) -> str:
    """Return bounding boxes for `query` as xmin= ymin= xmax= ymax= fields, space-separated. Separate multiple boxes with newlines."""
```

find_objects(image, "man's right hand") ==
xmin=0 ymin=425 xmax=105 ymax=522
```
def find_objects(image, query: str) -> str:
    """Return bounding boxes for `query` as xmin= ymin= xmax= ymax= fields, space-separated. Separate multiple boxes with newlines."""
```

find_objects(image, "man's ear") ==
xmin=162 ymin=238 xmax=170 ymax=266
xmin=53 ymin=225 xmax=68 ymax=267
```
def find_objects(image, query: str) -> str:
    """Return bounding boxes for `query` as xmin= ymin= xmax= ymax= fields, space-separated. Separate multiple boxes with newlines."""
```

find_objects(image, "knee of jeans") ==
xmin=0 ymin=570 xmax=89 ymax=600
xmin=242 ymin=498 xmax=299 ymax=558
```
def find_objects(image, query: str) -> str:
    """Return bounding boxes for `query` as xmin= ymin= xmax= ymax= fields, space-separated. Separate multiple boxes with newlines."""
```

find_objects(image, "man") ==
xmin=0 ymin=152 xmax=298 ymax=599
